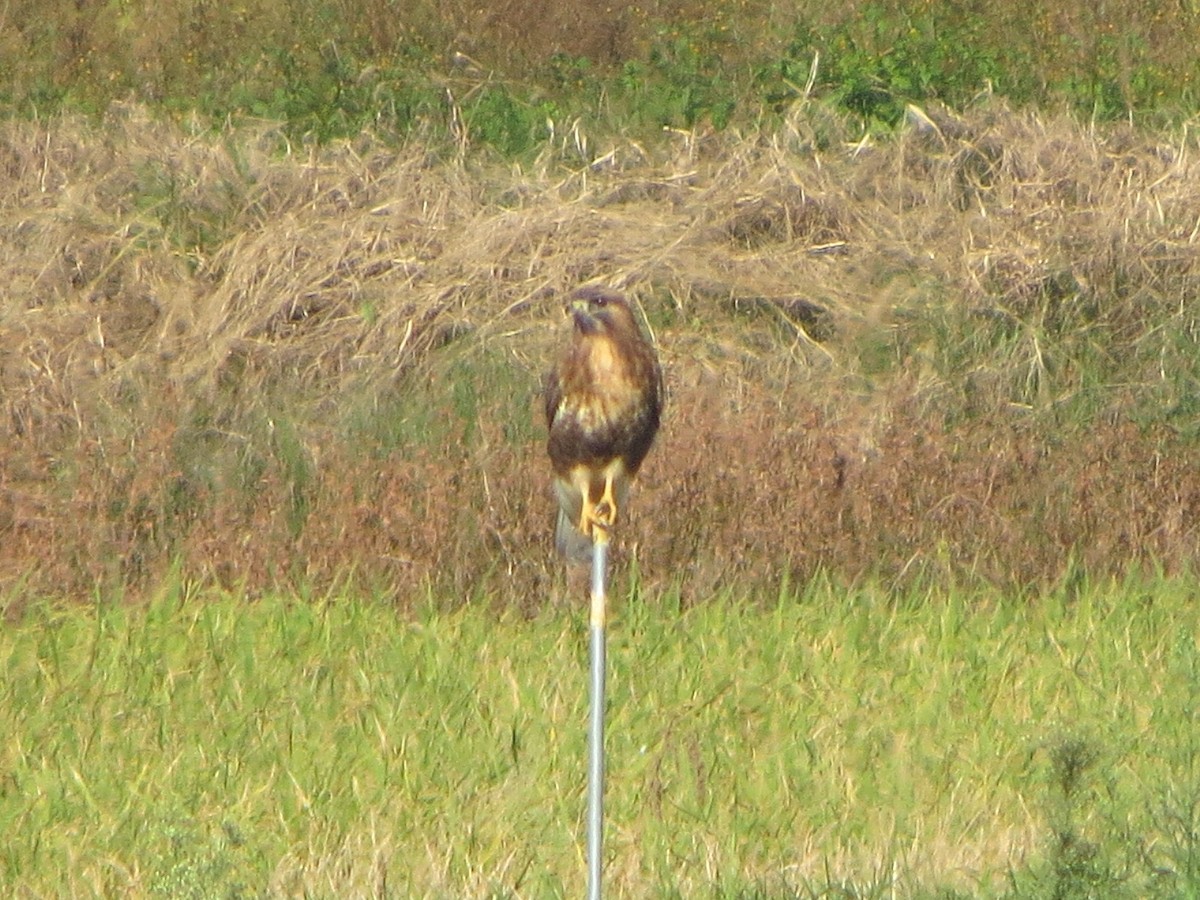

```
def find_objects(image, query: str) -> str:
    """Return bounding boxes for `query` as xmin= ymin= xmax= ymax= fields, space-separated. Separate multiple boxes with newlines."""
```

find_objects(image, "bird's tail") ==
xmin=555 ymin=506 xmax=595 ymax=565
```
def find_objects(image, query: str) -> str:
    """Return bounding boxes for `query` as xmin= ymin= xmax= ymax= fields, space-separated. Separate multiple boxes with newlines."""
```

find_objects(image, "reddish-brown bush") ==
xmin=3 ymin=101 xmax=1200 ymax=607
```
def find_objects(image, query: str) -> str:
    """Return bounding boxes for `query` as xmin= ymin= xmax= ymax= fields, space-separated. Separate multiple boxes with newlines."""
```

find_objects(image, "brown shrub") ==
xmin=3 ymin=101 xmax=1200 ymax=606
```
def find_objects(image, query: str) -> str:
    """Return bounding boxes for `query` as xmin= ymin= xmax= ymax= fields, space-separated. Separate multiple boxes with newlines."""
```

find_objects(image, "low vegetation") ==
xmin=2 ymin=0 xmax=1198 ymax=146
xmin=3 ymin=578 xmax=1199 ymax=896
xmin=3 ymin=97 xmax=1200 ymax=604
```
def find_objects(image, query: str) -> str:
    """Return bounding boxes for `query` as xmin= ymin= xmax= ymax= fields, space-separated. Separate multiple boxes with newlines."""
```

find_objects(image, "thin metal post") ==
xmin=586 ymin=531 xmax=608 ymax=900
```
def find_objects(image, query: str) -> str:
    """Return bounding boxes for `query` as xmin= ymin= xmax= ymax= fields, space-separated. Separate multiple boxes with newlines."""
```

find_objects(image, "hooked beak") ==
xmin=569 ymin=298 xmax=600 ymax=334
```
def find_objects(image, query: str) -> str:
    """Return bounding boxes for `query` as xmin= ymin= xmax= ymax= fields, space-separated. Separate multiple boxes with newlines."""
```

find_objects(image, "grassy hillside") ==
xmin=3 ymin=579 xmax=1199 ymax=896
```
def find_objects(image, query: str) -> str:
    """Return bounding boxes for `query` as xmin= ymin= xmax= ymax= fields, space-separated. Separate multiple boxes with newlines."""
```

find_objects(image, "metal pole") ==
xmin=586 ymin=531 xmax=608 ymax=900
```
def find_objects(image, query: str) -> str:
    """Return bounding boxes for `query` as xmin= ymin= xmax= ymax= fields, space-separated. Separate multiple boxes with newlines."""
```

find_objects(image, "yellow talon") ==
xmin=594 ymin=475 xmax=617 ymax=529
xmin=579 ymin=474 xmax=618 ymax=543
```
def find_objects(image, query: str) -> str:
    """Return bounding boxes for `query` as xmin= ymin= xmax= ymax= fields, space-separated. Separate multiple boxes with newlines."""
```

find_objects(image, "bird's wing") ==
xmin=543 ymin=366 xmax=563 ymax=430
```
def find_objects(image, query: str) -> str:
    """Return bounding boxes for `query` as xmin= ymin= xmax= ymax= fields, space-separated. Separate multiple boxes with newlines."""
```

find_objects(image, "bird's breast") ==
xmin=559 ymin=339 xmax=645 ymax=427
xmin=547 ymin=328 xmax=661 ymax=478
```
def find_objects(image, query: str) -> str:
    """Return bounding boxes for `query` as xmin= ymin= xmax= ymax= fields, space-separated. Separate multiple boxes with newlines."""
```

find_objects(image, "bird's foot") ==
xmin=593 ymin=500 xmax=614 ymax=529
xmin=595 ymin=477 xmax=618 ymax=529
xmin=579 ymin=498 xmax=614 ymax=545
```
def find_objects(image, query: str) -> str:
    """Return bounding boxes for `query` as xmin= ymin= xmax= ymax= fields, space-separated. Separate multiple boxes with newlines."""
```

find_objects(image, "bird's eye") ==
xmin=592 ymin=295 xmax=608 ymax=307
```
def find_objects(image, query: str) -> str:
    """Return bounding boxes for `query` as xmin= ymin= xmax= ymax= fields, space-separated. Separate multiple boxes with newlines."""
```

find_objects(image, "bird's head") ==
xmin=568 ymin=286 xmax=638 ymax=337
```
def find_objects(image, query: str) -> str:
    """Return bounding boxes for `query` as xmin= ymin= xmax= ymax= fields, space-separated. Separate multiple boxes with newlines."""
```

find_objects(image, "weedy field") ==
xmin=3 ymin=98 xmax=1200 ymax=603
xmin=4 ymin=0 xmax=1199 ymax=141
xmin=2 ymin=576 xmax=1199 ymax=897
xmin=3 ymin=2 xmax=1200 ymax=896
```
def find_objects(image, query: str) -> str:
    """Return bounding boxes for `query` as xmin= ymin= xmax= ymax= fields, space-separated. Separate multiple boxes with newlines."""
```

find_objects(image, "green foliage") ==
xmin=773 ymin=7 xmax=1012 ymax=127
xmin=637 ymin=36 xmax=738 ymax=129
xmin=146 ymin=818 xmax=257 ymax=900
xmin=195 ymin=46 xmax=446 ymax=145
xmin=462 ymin=86 xmax=557 ymax=157
xmin=764 ymin=2 xmax=1196 ymax=128
xmin=4 ymin=0 xmax=1197 ymax=151
xmin=541 ymin=39 xmax=740 ymax=139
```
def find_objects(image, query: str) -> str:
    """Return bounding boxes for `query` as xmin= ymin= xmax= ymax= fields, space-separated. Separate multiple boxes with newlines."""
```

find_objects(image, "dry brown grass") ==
xmin=3 ymin=98 xmax=1200 ymax=606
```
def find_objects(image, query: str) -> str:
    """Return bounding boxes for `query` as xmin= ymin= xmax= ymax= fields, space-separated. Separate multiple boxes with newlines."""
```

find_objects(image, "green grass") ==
xmin=2 ymin=574 xmax=1199 ymax=896
xmin=4 ymin=1 xmax=1199 ymax=151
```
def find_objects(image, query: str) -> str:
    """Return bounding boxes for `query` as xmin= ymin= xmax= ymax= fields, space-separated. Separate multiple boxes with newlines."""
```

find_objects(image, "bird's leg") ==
xmin=578 ymin=494 xmax=598 ymax=537
xmin=593 ymin=473 xmax=618 ymax=530
xmin=579 ymin=474 xmax=618 ymax=542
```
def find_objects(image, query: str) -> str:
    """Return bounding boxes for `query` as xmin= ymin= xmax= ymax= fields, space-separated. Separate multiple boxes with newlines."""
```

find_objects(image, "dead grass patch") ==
xmin=3 ymin=100 xmax=1200 ymax=604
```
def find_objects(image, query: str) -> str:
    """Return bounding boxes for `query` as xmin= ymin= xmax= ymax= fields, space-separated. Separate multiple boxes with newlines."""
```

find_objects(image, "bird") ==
xmin=544 ymin=286 xmax=664 ymax=563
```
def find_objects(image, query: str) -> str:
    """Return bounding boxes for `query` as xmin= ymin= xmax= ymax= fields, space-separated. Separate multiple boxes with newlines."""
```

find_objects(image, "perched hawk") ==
xmin=544 ymin=286 xmax=664 ymax=562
